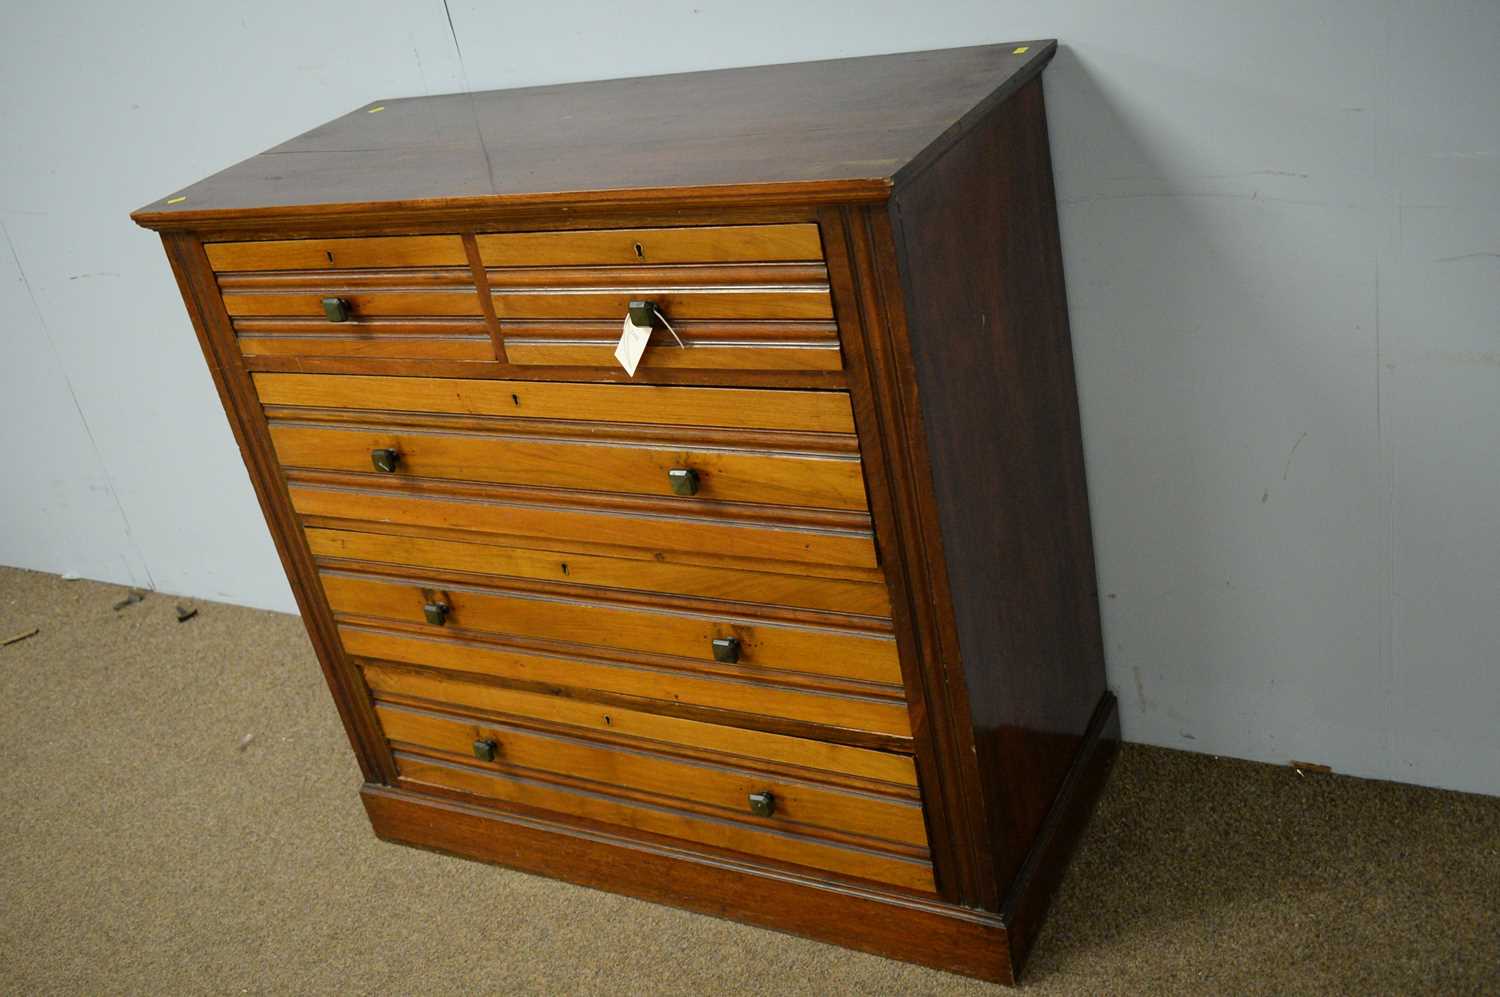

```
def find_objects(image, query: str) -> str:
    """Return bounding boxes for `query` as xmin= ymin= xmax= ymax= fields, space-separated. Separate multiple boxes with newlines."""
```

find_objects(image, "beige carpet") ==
xmin=1 ymin=566 xmax=1496 ymax=995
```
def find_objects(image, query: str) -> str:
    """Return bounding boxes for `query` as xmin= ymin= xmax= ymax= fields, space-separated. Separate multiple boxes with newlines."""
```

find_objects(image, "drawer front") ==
xmin=394 ymin=752 xmax=932 ymax=891
xmin=305 ymin=528 xmax=893 ymax=619
xmin=289 ymin=484 xmax=878 ymax=570
xmin=377 ymin=700 xmax=931 ymax=892
xmin=344 ymin=628 xmax=913 ymax=739
xmin=376 ymin=703 xmax=926 ymax=846
xmin=253 ymin=373 xmax=857 ymax=434
xmin=267 ymin=421 xmax=869 ymax=512
xmin=206 ymin=235 xmax=470 ymax=271
xmin=208 ymin=235 xmax=494 ymax=365
xmin=362 ymin=661 xmax=916 ymax=786
xmin=477 ymin=223 xmax=842 ymax=377
xmin=474 ymin=224 xmax=824 ymax=267
xmin=321 ymin=571 xmax=902 ymax=685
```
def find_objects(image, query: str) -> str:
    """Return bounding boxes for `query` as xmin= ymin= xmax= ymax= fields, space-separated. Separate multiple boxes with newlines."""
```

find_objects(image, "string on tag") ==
xmin=652 ymin=305 xmax=687 ymax=349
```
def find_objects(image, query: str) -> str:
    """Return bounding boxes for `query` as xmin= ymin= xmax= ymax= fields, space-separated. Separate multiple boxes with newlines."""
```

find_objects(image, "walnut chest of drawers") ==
xmin=133 ymin=41 xmax=1116 ymax=984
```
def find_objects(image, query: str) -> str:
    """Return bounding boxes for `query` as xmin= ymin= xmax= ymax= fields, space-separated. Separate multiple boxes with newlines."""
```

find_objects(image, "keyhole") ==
xmin=602 ymin=714 xmax=612 ymax=726
xmin=560 ymin=563 xmax=569 ymax=575
xmin=325 ymin=251 xmax=335 ymax=264
xmin=512 ymin=393 xmax=520 ymax=406
xmin=633 ymin=242 xmax=644 ymax=259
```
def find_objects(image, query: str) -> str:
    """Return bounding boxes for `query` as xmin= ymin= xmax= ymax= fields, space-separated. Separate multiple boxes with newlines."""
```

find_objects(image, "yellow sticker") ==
xmin=368 ymin=105 xmax=385 ymax=113
xmin=1013 ymin=46 xmax=1029 ymax=55
xmin=165 ymin=196 xmax=186 ymax=204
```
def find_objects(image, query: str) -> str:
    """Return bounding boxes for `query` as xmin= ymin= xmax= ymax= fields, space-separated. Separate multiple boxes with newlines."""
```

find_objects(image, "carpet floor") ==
xmin=1 ymin=566 xmax=1496 ymax=995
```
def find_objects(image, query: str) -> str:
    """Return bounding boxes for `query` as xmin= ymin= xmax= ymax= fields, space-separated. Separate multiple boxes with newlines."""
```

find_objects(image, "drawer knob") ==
xmin=321 ymin=296 xmax=351 ymax=322
xmin=423 ymin=601 xmax=450 ymax=626
xmin=711 ymin=636 xmax=740 ymax=663
xmin=370 ymin=448 xmax=401 ymax=473
xmin=627 ymin=299 xmax=657 ymax=327
xmin=667 ymin=467 xmax=699 ymax=496
xmin=472 ymin=738 xmax=498 ymax=762
xmin=747 ymin=790 xmax=776 ymax=818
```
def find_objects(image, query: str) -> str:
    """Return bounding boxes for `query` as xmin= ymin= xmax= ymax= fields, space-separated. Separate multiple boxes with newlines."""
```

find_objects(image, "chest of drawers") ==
xmin=133 ymin=41 xmax=1116 ymax=984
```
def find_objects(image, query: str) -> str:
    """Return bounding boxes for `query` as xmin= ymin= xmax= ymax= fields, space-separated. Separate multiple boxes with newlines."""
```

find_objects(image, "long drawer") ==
xmin=369 ymin=671 xmax=931 ymax=891
xmin=267 ymin=418 xmax=869 ymax=511
xmin=321 ymin=570 xmax=901 ymax=685
xmin=377 ymin=703 xmax=927 ymax=847
xmin=304 ymin=527 xmax=893 ymax=618
xmin=344 ymin=628 xmax=913 ymax=739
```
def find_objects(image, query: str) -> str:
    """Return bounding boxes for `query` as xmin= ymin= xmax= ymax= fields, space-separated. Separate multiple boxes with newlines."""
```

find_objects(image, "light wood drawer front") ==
xmin=344 ymin=629 xmax=914 ymax=739
xmin=222 ymin=289 xmax=484 ymax=318
xmin=322 ymin=572 xmax=901 ymax=686
xmin=289 ymin=485 xmax=878 ymax=570
xmin=394 ymin=753 xmax=932 ymax=892
xmin=362 ymin=661 xmax=915 ymax=786
xmin=474 ymin=224 xmax=824 ymax=267
xmin=493 ymin=287 xmax=831 ymax=321
xmin=206 ymin=235 xmax=470 ymax=272
xmin=269 ymin=423 xmax=868 ymax=511
xmin=305 ymin=528 xmax=893 ymax=619
xmin=252 ymin=373 xmax=857 ymax=435
xmin=376 ymin=703 xmax=927 ymax=848
xmin=501 ymin=337 xmax=842 ymax=373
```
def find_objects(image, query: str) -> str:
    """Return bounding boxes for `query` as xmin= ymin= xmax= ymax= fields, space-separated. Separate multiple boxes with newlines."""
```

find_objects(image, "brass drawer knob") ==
xmin=667 ymin=467 xmax=699 ymax=496
xmin=321 ymin=296 xmax=351 ymax=322
xmin=472 ymin=738 xmax=498 ymax=762
xmin=711 ymin=636 xmax=740 ymax=663
xmin=370 ymin=448 xmax=400 ymax=473
xmin=423 ymin=601 xmax=450 ymax=626
xmin=747 ymin=790 xmax=776 ymax=818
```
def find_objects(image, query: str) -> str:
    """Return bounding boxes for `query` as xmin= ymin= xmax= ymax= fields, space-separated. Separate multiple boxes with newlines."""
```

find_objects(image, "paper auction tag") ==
xmin=614 ymin=315 xmax=653 ymax=376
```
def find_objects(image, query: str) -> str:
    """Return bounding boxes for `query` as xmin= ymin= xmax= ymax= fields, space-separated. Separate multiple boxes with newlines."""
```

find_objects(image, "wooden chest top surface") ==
xmin=132 ymin=41 xmax=1054 ymax=226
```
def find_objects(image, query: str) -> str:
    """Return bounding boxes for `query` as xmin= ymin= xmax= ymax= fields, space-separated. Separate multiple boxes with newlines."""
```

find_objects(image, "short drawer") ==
xmin=267 ymin=420 xmax=869 ymax=512
xmin=322 ymin=570 xmax=902 ymax=685
xmin=375 ymin=702 xmax=927 ymax=847
xmin=474 ymin=224 xmax=824 ymax=268
xmin=478 ymin=223 xmax=841 ymax=376
xmin=210 ymin=240 xmax=491 ymax=364
xmin=206 ymin=234 xmax=470 ymax=271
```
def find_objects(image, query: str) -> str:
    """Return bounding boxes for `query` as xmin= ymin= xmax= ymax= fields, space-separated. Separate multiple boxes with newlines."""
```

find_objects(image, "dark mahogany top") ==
xmin=133 ymin=41 xmax=1054 ymax=228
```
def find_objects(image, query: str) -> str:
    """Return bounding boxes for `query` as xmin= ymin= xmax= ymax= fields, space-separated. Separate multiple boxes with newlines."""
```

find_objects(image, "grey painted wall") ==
xmin=2 ymin=2 xmax=1496 ymax=795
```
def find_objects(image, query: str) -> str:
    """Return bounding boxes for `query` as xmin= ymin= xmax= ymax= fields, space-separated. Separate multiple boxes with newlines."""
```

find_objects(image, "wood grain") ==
xmin=239 ymin=334 xmax=494 ymax=361
xmin=376 ymin=703 xmax=927 ymax=846
xmin=342 ymin=626 xmax=914 ymax=738
xmin=206 ymin=235 xmax=468 ymax=271
xmin=251 ymin=373 xmax=858 ymax=434
xmin=492 ymin=288 xmax=832 ymax=321
xmin=222 ymin=289 xmax=483 ymax=318
xmin=288 ymin=485 xmax=879 ymax=570
xmin=888 ymin=76 xmax=1108 ymax=897
xmin=475 ymin=224 xmax=824 ymax=266
xmin=503 ymin=341 xmax=843 ymax=373
xmin=268 ymin=422 xmax=869 ymax=510
xmin=394 ymin=752 xmax=933 ymax=891
xmin=305 ymin=528 xmax=893 ymax=618
xmin=321 ymin=571 xmax=903 ymax=685
xmin=365 ymin=787 xmax=1014 ymax=982
xmin=362 ymin=661 xmax=916 ymax=785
